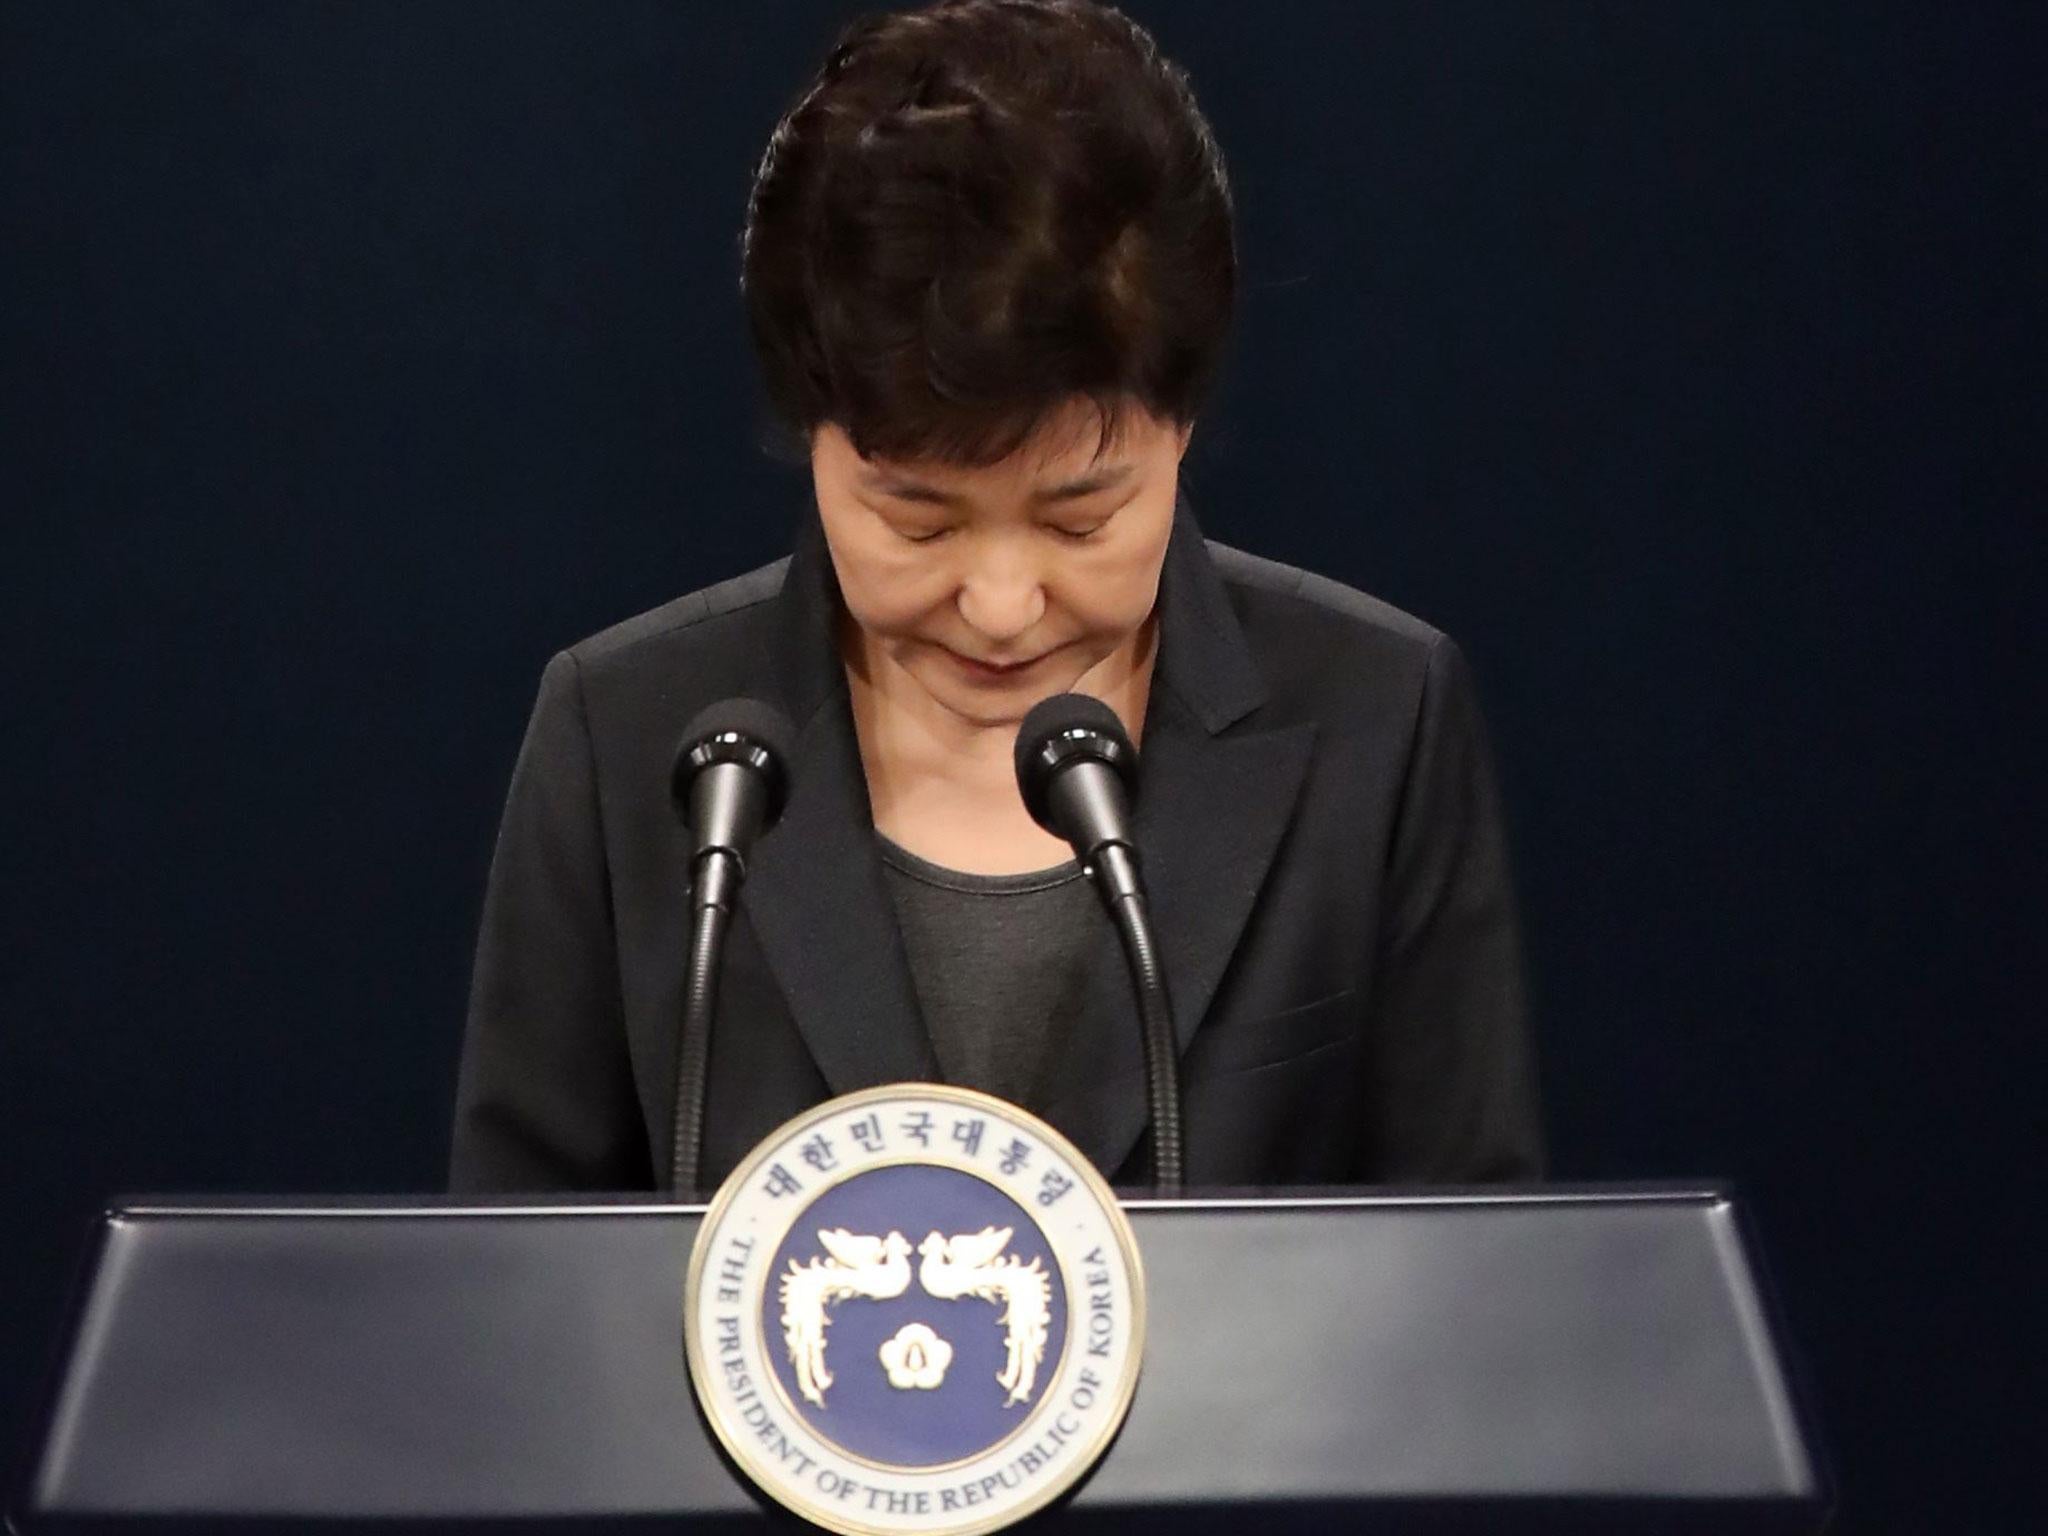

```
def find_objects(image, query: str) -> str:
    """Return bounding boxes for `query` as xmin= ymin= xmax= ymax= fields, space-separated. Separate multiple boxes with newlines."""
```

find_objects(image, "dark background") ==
xmin=3 ymin=1 xmax=2040 ymax=1527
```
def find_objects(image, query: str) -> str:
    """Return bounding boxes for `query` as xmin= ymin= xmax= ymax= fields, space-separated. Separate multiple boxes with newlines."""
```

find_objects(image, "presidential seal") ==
xmin=683 ymin=1084 xmax=1145 ymax=1535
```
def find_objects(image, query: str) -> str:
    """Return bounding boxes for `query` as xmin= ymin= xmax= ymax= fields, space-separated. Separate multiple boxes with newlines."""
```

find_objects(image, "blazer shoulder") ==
xmin=561 ymin=554 xmax=791 ymax=676
xmin=1206 ymin=538 xmax=1446 ymax=667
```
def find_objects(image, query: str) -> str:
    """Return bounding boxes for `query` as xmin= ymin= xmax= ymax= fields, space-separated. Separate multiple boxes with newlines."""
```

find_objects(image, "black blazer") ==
xmin=449 ymin=493 xmax=1544 ymax=1192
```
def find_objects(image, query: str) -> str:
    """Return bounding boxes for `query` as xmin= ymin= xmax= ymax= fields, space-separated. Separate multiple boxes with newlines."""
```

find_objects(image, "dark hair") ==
xmin=740 ymin=0 xmax=1236 ymax=469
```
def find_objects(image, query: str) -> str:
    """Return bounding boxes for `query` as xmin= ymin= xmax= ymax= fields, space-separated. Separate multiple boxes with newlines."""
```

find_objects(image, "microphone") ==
xmin=1015 ymin=692 xmax=1143 ymax=905
xmin=674 ymin=699 xmax=794 ymax=909
xmin=1014 ymin=693 xmax=1184 ymax=1193
xmin=667 ymin=698 xmax=796 ymax=1197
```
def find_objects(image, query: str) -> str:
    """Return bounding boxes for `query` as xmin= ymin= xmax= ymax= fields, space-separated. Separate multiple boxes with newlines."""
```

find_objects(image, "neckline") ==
xmin=874 ymin=831 xmax=1084 ymax=895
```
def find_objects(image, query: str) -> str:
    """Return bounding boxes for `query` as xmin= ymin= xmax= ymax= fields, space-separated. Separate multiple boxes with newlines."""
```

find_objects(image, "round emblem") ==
xmin=683 ymin=1084 xmax=1145 ymax=1535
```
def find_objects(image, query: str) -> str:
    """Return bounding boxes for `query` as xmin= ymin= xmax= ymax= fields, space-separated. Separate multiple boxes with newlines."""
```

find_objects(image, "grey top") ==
xmin=876 ymin=833 xmax=1102 ymax=1112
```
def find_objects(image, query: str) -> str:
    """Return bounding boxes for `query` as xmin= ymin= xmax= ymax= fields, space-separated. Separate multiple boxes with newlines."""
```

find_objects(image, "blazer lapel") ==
xmin=1032 ymin=499 xmax=1318 ymax=1179
xmin=738 ymin=509 xmax=940 ymax=1094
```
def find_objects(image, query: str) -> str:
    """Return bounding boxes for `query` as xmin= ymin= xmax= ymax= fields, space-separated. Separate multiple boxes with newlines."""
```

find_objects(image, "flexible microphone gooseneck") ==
xmin=668 ymin=699 xmax=795 ymax=1198
xmin=1014 ymin=693 xmax=1184 ymax=1193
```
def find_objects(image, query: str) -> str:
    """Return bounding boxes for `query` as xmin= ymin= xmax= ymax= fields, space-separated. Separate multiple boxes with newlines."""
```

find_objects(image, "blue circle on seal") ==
xmin=762 ymin=1163 xmax=1070 ymax=1468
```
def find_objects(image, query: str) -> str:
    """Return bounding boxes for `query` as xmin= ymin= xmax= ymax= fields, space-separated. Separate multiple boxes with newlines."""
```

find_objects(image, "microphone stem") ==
xmin=1105 ymin=888 xmax=1184 ymax=1194
xmin=670 ymin=851 xmax=737 ymax=1199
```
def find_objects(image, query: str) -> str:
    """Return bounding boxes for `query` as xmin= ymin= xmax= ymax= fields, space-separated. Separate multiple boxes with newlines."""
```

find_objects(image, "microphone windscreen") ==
xmin=680 ymin=697 xmax=797 ymax=765
xmin=673 ymin=696 xmax=798 ymax=824
xmin=1014 ymin=692 xmax=1138 ymax=831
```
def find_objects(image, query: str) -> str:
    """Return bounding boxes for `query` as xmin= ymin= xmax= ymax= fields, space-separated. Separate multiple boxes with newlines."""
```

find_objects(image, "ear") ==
xmin=1176 ymin=421 xmax=1195 ymax=460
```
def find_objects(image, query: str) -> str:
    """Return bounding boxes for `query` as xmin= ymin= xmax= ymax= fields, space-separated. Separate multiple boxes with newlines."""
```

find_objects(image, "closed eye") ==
xmin=1046 ymin=504 xmax=1119 ymax=540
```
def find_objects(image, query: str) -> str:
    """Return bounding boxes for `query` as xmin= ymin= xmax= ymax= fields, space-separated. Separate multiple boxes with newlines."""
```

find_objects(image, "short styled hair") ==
xmin=740 ymin=0 xmax=1236 ymax=468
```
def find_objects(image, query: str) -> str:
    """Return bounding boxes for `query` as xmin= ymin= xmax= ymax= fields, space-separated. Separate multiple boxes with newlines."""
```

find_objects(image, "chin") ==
xmin=920 ymin=674 xmax=1065 ymax=730
xmin=935 ymin=690 xmax=1039 ymax=730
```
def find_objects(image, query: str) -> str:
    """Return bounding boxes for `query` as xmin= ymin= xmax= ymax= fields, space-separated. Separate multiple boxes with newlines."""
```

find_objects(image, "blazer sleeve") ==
xmin=1365 ymin=634 xmax=1547 ymax=1182
xmin=447 ymin=650 xmax=653 ymax=1192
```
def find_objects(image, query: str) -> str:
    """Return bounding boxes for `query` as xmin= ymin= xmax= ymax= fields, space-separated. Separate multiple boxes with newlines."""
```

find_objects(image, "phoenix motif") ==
xmin=776 ymin=1223 xmax=1053 ymax=1410
xmin=778 ymin=1228 xmax=914 ymax=1407
xmin=917 ymin=1225 xmax=1052 ymax=1407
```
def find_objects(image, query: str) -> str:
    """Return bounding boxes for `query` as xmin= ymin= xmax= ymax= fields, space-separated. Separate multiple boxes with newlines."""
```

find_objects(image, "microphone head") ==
xmin=671 ymin=697 xmax=796 ymax=831
xmin=1014 ymin=692 xmax=1138 ymax=835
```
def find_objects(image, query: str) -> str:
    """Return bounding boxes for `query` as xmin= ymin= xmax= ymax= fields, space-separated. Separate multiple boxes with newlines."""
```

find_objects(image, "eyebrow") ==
xmin=860 ymin=463 xmax=1135 ymax=506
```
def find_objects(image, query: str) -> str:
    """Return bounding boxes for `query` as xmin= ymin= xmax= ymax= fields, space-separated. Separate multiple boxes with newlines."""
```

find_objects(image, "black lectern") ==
xmin=12 ymin=1188 xmax=1826 ymax=1533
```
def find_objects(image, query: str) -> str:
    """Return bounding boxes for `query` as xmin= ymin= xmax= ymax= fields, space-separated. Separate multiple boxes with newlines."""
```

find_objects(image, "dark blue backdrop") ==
xmin=3 ymin=2 xmax=2039 ymax=1526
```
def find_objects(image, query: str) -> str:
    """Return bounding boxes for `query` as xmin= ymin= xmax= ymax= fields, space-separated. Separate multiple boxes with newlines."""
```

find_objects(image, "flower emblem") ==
xmin=878 ymin=1322 xmax=953 ymax=1390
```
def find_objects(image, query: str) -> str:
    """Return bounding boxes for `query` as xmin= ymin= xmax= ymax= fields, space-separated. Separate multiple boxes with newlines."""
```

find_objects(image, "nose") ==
xmin=955 ymin=542 xmax=1046 ymax=645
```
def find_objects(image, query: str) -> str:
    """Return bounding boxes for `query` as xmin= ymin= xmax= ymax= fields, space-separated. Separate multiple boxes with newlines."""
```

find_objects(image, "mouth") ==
xmin=943 ymin=646 xmax=1051 ymax=682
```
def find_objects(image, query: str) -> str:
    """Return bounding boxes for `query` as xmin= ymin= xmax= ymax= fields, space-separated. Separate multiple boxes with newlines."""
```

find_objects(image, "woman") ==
xmin=449 ymin=0 xmax=1543 ymax=1193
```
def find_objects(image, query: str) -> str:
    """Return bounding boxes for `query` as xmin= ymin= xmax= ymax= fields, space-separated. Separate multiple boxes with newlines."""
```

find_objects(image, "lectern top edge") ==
xmin=99 ymin=1181 xmax=1731 ymax=1224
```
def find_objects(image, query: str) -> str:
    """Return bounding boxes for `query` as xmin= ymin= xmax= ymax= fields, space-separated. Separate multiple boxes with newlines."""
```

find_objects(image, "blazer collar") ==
xmin=741 ymin=490 xmax=1316 ymax=1180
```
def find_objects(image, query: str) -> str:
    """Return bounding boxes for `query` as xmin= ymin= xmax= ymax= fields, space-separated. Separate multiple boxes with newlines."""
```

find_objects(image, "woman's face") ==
xmin=811 ymin=399 xmax=1190 ymax=729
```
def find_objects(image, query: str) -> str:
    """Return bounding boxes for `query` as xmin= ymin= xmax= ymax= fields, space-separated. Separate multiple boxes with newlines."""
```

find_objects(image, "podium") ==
xmin=11 ymin=1187 xmax=1827 ymax=1532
